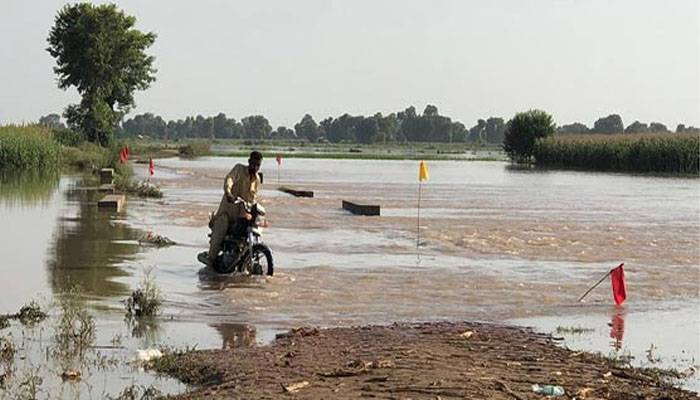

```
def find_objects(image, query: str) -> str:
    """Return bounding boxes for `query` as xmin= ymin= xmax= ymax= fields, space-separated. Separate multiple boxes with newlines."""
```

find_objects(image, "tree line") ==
xmin=558 ymin=114 xmax=699 ymax=135
xmin=115 ymin=106 xmax=509 ymax=144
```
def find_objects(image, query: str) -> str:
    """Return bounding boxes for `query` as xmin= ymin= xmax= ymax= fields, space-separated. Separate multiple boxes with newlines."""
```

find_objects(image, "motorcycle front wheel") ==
xmin=251 ymin=244 xmax=274 ymax=276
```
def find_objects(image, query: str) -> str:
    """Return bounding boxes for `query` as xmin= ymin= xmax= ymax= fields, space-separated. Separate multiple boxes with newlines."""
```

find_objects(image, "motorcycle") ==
xmin=198 ymin=197 xmax=274 ymax=276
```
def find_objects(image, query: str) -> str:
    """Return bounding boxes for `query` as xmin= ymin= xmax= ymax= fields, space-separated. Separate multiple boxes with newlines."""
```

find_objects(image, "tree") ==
xmin=558 ymin=122 xmax=589 ymax=134
xmin=47 ymin=3 xmax=156 ymax=146
xmin=503 ymin=110 xmax=556 ymax=163
xmin=467 ymin=119 xmax=486 ymax=143
xmin=624 ymin=121 xmax=649 ymax=134
xmin=294 ymin=114 xmax=320 ymax=142
xmin=648 ymin=122 xmax=668 ymax=133
xmin=241 ymin=115 xmax=272 ymax=139
xmin=423 ymin=104 xmax=438 ymax=117
xmin=38 ymin=113 xmax=65 ymax=129
xmin=592 ymin=114 xmax=624 ymax=134
xmin=485 ymin=117 xmax=506 ymax=143
xmin=355 ymin=116 xmax=379 ymax=144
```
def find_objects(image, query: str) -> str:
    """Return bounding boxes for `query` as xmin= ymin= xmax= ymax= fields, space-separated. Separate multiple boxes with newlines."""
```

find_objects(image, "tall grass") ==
xmin=0 ymin=125 xmax=61 ymax=171
xmin=533 ymin=133 xmax=699 ymax=174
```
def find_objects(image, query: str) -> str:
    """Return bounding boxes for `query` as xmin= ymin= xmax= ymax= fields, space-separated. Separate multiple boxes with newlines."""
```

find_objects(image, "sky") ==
xmin=1 ymin=0 xmax=698 ymax=129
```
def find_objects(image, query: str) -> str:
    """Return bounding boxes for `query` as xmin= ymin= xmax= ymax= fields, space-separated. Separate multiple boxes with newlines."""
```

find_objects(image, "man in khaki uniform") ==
xmin=207 ymin=151 xmax=263 ymax=266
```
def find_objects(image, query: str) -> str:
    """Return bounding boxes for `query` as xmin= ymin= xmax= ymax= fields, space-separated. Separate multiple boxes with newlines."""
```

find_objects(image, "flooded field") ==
xmin=1 ymin=157 xmax=698 ymax=397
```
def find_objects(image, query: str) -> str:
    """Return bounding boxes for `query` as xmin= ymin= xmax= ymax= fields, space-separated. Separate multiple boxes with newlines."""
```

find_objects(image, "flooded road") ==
xmin=1 ymin=158 xmax=698 ymax=396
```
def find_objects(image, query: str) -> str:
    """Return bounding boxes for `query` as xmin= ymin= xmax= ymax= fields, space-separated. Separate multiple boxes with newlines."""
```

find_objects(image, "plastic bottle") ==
xmin=531 ymin=384 xmax=565 ymax=396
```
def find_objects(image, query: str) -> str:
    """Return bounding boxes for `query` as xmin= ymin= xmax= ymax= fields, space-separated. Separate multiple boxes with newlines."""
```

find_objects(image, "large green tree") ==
xmin=47 ymin=3 xmax=156 ymax=146
xmin=503 ymin=110 xmax=556 ymax=163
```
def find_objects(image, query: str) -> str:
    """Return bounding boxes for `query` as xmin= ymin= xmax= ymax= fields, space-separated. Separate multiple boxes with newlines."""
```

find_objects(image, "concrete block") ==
xmin=342 ymin=200 xmax=380 ymax=216
xmin=98 ymin=194 xmax=125 ymax=212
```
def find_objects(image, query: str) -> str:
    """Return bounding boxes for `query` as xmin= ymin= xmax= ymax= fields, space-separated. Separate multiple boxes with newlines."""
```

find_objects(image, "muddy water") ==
xmin=0 ymin=158 xmax=698 ymax=396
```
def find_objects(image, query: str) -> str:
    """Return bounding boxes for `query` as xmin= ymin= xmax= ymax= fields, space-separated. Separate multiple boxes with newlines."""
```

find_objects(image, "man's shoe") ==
xmin=197 ymin=252 xmax=211 ymax=266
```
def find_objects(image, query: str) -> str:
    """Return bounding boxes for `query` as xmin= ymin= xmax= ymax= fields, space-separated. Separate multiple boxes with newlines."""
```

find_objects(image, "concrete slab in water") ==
xmin=278 ymin=186 xmax=314 ymax=197
xmin=98 ymin=194 xmax=125 ymax=212
xmin=99 ymin=168 xmax=114 ymax=185
xmin=342 ymin=200 xmax=380 ymax=216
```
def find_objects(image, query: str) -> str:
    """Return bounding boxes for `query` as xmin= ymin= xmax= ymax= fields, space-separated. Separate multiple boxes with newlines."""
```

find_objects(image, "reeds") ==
xmin=0 ymin=125 xmax=61 ymax=171
xmin=533 ymin=133 xmax=699 ymax=174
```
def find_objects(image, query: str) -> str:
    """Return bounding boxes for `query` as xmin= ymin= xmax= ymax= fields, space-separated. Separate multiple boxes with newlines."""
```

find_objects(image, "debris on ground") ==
xmin=138 ymin=231 xmax=176 ymax=247
xmin=282 ymin=381 xmax=309 ymax=393
xmin=531 ymin=383 xmax=565 ymax=396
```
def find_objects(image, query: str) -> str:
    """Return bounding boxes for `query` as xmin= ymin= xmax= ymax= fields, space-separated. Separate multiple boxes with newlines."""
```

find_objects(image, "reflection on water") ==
xmin=211 ymin=323 xmax=257 ymax=349
xmin=609 ymin=308 xmax=625 ymax=350
xmin=0 ymin=170 xmax=59 ymax=207
xmin=510 ymin=301 xmax=700 ymax=391
xmin=47 ymin=179 xmax=143 ymax=298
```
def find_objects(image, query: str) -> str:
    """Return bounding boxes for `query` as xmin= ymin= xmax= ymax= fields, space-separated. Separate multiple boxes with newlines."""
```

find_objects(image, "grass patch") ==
xmin=178 ymin=141 xmax=211 ymax=158
xmin=125 ymin=270 xmax=163 ymax=318
xmin=149 ymin=345 xmax=225 ymax=386
xmin=0 ymin=316 xmax=9 ymax=330
xmin=219 ymin=150 xmax=501 ymax=161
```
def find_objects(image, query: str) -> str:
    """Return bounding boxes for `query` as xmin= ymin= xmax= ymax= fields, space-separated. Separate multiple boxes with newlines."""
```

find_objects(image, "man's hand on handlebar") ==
xmin=243 ymin=212 xmax=253 ymax=221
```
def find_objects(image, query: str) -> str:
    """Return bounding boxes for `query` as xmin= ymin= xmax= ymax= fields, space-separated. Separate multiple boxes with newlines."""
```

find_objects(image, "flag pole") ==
xmin=417 ymin=181 xmax=422 ymax=248
xmin=577 ymin=269 xmax=612 ymax=302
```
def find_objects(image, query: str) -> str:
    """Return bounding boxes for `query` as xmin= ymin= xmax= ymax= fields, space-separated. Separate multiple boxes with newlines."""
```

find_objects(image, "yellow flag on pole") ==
xmin=418 ymin=160 xmax=429 ymax=182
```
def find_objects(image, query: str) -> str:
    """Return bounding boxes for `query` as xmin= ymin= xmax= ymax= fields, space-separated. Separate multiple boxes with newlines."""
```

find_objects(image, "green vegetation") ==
xmin=178 ymin=141 xmax=211 ymax=157
xmin=47 ymin=3 xmax=157 ymax=146
xmin=125 ymin=271 xmax=163 ymax=318
xmin=15 ymin=301 xmax=48 ymax=327
xmin=503 ymin=110 xmax=556 ymax=163
xmin=107 ymin=384 xmax=162 ymax=400
xmin=533 ymin=133 xmax=700 ymax=174
xmin=119 ymin=105 xmax=507 ymax=145
xmin=54 ymin=285 xmax=96 ymax=358
xmin=0 ymin=337 xmax=15 ymax=364
xmin=0 ymin=125 xmax=61 ymax=170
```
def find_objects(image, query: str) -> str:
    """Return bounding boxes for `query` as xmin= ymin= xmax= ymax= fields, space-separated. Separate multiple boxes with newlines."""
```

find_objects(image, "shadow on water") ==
xmin=47 ymin=177 xmax=144 ymax=299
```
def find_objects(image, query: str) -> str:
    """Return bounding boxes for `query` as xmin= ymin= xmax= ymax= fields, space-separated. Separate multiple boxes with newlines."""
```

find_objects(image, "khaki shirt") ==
xmin=215 ymin=163 xmax=261 ymax=219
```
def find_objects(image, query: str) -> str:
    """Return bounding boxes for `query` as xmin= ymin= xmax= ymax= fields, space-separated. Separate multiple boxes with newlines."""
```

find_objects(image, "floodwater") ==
xmin=0 ymin=157 xmax=698 ymax=396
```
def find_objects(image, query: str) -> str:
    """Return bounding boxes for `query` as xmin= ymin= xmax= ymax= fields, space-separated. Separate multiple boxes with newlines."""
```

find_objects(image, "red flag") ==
xmin=119 ymin=147 xmax=126 ymax=163
xmin=610 ymin=263 xmax=626 ymax=305
xmin=148 ymin=158 xmax=155 ymax=176
xmin=276 ymin=154 xmax=282 ymax=165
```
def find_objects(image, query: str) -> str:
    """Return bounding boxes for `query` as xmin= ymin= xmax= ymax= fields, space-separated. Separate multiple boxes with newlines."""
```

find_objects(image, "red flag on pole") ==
xmin=276 ymin=154 xmax=282 ymax=165
xmin=148 ymin=158 xmax=155 ymax=176
xmin=119 ymin=147 xmax=127 ymax=163
xmin=610 ymin=263 xmax=626 ymax=305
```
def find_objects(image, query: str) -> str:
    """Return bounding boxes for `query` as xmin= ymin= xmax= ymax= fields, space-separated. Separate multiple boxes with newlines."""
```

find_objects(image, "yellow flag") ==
xmin=418 ymin=160 xmax=429 ymax=182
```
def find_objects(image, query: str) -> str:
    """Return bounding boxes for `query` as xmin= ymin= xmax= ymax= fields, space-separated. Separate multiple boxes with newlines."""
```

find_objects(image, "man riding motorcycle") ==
xmin=200 ymin=151 xmax=263 ymax=267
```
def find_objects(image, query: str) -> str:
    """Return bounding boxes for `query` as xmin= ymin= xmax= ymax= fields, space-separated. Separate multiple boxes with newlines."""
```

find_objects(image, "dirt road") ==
xmin=156 ymin=321 xmax=694 ymax=399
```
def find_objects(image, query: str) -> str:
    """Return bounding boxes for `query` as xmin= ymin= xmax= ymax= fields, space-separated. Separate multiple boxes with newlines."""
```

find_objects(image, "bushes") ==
xmin=0 ymin=125 xmax=61 ymax=170
xmin=533 ymin=133 xmax=699 ymax=174
xmin=178 ymin=141 xmax=211 ymax=157
xmin=503 ymin=110 xmax=556 ymax=163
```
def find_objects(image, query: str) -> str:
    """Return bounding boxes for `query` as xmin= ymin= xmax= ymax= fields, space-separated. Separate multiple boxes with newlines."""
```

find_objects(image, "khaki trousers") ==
xmin=208 ymin=214 xmax=229 ymax=262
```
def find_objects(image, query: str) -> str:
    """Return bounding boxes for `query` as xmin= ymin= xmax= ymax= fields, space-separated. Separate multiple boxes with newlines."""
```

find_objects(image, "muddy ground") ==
xmin=156 ymin=321 xmax=694 ymax=399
